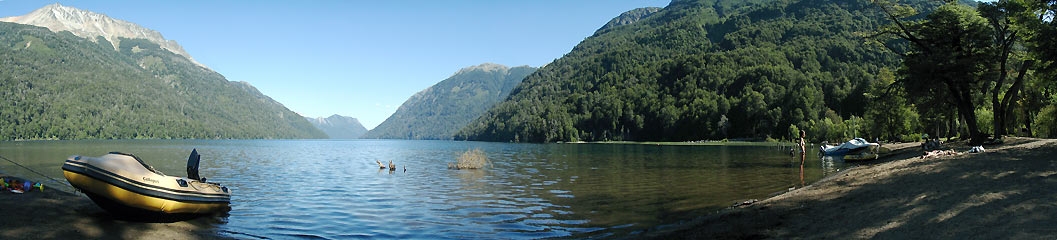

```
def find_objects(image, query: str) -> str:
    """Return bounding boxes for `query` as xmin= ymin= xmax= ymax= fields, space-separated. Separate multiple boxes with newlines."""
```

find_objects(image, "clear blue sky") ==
xmin=0 ymin=0 xmax=670 ymax=129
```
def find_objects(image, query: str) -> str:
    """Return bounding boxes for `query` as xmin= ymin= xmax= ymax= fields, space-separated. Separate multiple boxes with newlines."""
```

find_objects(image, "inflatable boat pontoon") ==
xmin=62 ymin=149 xmax=230 ymax=217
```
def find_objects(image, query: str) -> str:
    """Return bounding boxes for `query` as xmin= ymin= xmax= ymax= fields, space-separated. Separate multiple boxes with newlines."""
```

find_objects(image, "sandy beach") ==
xmin=0 ymin=179 xmax=233 ymax=240
xmin=648 ymin=137 xmax=1057 ymax=239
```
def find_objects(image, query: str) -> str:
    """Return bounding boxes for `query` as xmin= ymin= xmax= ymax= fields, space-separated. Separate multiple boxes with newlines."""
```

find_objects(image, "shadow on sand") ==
xmin=0 ymin=187 xmax=232 ymax=239
xmin=646 ymin=140 xmax=1057 ymax=239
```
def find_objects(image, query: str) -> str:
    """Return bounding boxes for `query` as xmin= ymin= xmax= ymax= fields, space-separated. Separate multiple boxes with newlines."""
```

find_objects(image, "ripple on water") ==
xmin=5 ymin=140 xmax=833 ymax=239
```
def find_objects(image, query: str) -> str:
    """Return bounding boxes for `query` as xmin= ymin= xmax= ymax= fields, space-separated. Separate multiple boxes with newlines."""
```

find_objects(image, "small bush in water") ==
xmin=450 ymin=148 xmax=490 ymax=170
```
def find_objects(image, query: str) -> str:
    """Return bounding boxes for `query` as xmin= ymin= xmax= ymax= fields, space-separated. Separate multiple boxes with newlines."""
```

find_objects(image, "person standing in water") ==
xmin=799 ymin=130 xmax=807 ymax=186
xmin=799 ymin=130 xmax=807 ymax=155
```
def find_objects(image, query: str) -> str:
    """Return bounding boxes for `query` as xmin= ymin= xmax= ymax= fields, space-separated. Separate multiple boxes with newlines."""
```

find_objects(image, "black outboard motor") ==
xmin=187 ymin=148 xmax=201 ymax=181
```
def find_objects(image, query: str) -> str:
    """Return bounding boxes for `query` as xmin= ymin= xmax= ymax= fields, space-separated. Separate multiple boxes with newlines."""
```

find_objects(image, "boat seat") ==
xmin=187 ymin=149 xmax=201 ymax=181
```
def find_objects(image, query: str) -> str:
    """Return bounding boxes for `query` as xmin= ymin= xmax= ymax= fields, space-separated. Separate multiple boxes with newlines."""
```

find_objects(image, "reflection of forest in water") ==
xmin=522 ymin=143 xmax=837 ymax=236
xmin=0 ymin=140 xmax=844 ymax=238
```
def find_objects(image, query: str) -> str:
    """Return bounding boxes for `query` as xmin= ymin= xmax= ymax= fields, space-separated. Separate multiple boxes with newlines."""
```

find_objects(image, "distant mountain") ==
xmin=0 ymin=3 xmax=206 ymax=69
xmin=457 ymin=0 xmax=920 ymax=143
xmin=365 ymin=63 xmax=536 ymax=140
xmin=0 ymin=5 xmax=325 ymax=140
xmin=306 ymin=115 xmax=368 ymax=139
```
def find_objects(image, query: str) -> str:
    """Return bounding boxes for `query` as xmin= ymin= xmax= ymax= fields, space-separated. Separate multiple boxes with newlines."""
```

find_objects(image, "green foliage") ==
xmin=787 ymin=124 xmax=800 ymax=141
xmin=457 ymin=0 xmax=904 ymax=143
xmin=366 ymin=65 xmax=536 ymax=140
xmin=874 ymin=0 xmax=1057 ymax=141
xmin=0 ymin=22 xmax=326 ymax=140
xmin=898 ymin=3 xmax=994 ymax=143
xmin=863 ymin=68 xmax=919 ymax=141
xmin=976 ymin=107 xmax=994 ymax=135
xmin=1036 ymin=104 xmax=1057 ymax=138
xmin=900 ymin=133 xmax=923 ymax=143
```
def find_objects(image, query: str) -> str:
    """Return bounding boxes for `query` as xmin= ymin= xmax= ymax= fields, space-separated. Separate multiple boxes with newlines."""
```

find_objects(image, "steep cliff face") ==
xmin=0 ymin=3 xmax=206 ymax=69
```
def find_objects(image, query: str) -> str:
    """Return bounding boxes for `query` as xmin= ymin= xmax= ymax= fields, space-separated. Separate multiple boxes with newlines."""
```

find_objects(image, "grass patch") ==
xmin=449 ymin=148 xmax=491 ymax=170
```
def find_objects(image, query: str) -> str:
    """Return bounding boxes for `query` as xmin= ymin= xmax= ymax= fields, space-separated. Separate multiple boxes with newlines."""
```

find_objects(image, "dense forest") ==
xmin=0 ymin=22 xmax=326 ymax=140
xmin=457 ymin=0 xmax=1057 ymax=144
xmin=457 ymin=0 xmax=908 ymax=143
xmin=366 ymin=64 xmax=536 ymax=140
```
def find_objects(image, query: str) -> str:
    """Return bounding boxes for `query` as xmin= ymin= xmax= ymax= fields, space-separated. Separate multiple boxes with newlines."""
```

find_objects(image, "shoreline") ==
xmin=0 ymin=176 xmax=233 ymax=240
xmin=644 ymin=137 xmax=1057 ymax=239
xmin=4 ymin=138 xmax=1054 ymax=239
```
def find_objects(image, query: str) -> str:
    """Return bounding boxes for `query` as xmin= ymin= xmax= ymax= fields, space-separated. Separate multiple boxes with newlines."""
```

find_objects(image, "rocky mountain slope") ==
xmin=0 ymin=3 xmax=205 ymax=69
xmin=306 ymin=115 xmax=369 ymax=139
xmin=365 ymin=63 xmax=536 ymax=140
xmin=594 ymin=7 xmax=662 ymax=35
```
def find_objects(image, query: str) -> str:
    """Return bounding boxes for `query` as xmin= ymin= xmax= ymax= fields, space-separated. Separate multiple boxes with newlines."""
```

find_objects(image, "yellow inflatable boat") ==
xmin=62 ymin=149 xmax=230 ymax=217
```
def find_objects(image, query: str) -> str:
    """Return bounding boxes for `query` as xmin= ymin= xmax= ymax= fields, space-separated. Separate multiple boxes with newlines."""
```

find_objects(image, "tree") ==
xmin=1018 ymin=0 xmax=1057 ymax=135
xmin=873 ymin=1 xmax=996 ymax=144
xmin=864 ymin=68 xmax=918 ymax=141
xmin=978 ymin=0 xmax=1034 ymax=137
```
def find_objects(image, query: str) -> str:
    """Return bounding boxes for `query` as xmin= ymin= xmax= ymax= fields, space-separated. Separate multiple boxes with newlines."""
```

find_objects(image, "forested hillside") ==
xmin=0 ymin=22 xmax=326 ymax=140
xmin=365 ymin=64 xmax=536 ymax=140
xmin=456 ymin=0 xmax=933 ymax=143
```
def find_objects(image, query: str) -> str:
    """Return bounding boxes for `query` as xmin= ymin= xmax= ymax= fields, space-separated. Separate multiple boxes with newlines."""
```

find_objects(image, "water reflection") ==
xmin=0 ymin=140 xmax=845 ymax=238
xmin=800 ymin=151 xmax=807 ymax=187
xmin=820 ymin=155 xmax=845 ymax=175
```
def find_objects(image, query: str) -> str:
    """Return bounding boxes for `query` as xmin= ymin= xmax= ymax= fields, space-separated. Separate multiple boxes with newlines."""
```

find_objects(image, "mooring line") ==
xmin=0 ymin=154 xmax=72 ymax=188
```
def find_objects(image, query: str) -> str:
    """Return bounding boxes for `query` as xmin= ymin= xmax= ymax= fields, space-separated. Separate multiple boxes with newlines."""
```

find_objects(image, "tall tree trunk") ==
xmin=1024 ymin=108 xmax=1034 ymax=137
xmin=997 ymin=60 xmax=1033 ymax=136
xmin=945 ymin=76 xmax=985 ymax=145
xmin=991 ymin=56 xmax=1011 ymax=137
xmin=988 ymin=12 xmax=1018 ymax=137
xmin=956 ymin=96 xmax=985 ymax=144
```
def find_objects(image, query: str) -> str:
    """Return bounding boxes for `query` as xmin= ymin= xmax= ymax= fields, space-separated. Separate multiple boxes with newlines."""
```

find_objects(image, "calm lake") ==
xmin=0 ymin=140 xmax=848 ymax=238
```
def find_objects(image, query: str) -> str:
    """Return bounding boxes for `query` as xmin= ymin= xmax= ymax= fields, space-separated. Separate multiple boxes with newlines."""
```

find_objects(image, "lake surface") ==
xmin=0 ymin=140 xmax=849 ymax=238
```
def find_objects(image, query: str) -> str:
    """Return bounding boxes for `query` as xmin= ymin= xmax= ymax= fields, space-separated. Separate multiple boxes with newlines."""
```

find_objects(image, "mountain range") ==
xmin=456 ymin=0 xmax=916 ymax=142
xmin=306 ymin=115 xmax=368 ymax=139
xmin=0 ymin=4 xmax=325 ymax=140
xmin=365 ymin=63 xmax=536 ymax=140
xmin=2 ymin=0 xmax=955 ymax=142
xmin=1 ymin=3 xmax=205 ymax=69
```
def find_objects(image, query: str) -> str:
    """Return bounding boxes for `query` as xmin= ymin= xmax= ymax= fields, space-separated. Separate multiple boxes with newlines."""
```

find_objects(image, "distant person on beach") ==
xmin=798 ymin=129 xmax=807 ymax=186
xmin=799 ymin=130 xmax=807 ymax=155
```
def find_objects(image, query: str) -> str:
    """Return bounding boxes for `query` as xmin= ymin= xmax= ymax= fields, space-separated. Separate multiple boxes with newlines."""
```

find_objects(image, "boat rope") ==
xmin=0 ymin=154 xmax=72 ymax=188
